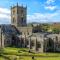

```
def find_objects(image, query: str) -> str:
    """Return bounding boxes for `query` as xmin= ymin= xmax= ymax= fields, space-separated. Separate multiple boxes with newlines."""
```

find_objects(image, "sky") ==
xmin=0 ymin=0 xmax=60 ymax=24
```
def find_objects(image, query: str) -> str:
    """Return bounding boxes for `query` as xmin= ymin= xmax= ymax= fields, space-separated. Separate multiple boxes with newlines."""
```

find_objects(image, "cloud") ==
xmin=46 ymin=0 xmax=56 ymax=4
xmin=0 ymin=7 xmax=11 ymax=24
xmin=0 ymin=7 xmax=60 ymax=24
xmin=0 ymin=7 xmax=10 ymax=14
xmin=44 ymin=5 xmax=56 ymax=10
xmin=44 ymin=0 xmax=56 ymax=11
xmin=27 ymin=10 xmax=60 ymax=23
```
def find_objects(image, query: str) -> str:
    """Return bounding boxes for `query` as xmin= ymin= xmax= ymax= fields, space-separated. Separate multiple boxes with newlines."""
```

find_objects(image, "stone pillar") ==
xmin=0 ymin=28 xmax=4 ymax=48
xmin=24 ymin=34 xmax=26 ymax=48
xmin=1 ymin=33 xmax=4 ymax=48
xmin=35 ymin=37 xmax=37 ymax=51
xmin=29 ymin=37 xmax=31 ymax=50
xmin=20 ymin=36 xmax=22 ymax=47
xmin=53 ymin=38 xmax=56 ymax=52
xmin=0 ymin=39 xmax=1 ymax=48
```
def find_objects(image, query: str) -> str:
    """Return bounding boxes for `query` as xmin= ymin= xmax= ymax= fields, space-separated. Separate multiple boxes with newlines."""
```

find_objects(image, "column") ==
xmin=35 ymin=37 xmax=37 ymax=51
xmin=29 ymin=36 xmax=31 ymax=50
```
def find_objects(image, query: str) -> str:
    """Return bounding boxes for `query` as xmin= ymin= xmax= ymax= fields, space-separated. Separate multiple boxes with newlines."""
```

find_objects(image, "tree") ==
xmin=52 ymin=28 xmax=60 ymax=34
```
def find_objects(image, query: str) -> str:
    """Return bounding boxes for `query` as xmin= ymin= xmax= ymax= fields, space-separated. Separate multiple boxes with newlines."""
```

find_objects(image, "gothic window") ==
xmin=21 ymin=10 xmax=24 ymax=17
xmin=56 ymin=36 xmax=58 ymax=42
xmin=48 ymin=38 xmax=53 ymax=47
xmin=27 ymin=32 xmax=29 ymax=35
xmin=26 ymin=40 xmax=29 ymax=45
xmin=31 ymin=40 xmax=34 ymax=46
xmin=7 ymin=40 xmax=10 ymax=44
xmin=58 ymin=44 xmax=60 ymax=48
xmin=21 ymin=18 xmax=24 ymax=23
xmin=37 ymin=42 xmax=41 ymax=48
xmin=13 ymin=18 xmax=15 ymax=23
xmin=13 ymin=10 xmax=15 ymax=15
xmin=21 ymin=10 xmax=23 ymax=13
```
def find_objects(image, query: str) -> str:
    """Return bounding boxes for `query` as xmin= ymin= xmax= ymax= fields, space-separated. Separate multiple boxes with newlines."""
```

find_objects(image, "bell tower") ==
xmin=11 ymin=3 xmax=27 ymax=27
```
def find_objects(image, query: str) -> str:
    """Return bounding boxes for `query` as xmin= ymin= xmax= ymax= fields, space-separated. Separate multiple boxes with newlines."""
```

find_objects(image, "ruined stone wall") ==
xmin=17 ymin=27 xmax=33 ymax=35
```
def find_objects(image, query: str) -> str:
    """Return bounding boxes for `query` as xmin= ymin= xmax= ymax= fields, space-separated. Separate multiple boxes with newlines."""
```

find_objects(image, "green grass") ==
xmin=1 ymin=55 xmax=60 ymax=60
xmin=0 ymin=57 xmax=4 ymax=60
xmin=0 ymin=47 xmax=60 ymax=60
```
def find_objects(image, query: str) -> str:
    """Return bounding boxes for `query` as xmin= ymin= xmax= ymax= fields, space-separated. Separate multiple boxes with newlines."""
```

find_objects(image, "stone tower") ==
xmin=11 ymin=3 xmax=27 ymax=27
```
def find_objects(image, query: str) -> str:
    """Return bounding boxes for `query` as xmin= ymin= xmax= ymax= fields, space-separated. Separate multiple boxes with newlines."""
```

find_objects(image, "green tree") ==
xmin=52 ymin=28 xmax=60 ymax=33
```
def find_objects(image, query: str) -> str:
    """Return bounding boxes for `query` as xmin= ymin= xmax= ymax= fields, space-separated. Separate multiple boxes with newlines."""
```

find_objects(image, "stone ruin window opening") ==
xmin=37 ymin=42 xmax=41 ymax=48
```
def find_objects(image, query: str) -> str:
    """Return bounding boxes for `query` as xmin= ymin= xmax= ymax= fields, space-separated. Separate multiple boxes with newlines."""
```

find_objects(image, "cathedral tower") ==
xmin=11 ymin=3 xmax=27 ymax=27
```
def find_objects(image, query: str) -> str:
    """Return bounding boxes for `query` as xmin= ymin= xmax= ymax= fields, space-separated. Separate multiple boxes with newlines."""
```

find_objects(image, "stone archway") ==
xmin=46 ymin=38 xmax=54 ymax=52
xmin=36 ymin=42 xmax=41 ymax=51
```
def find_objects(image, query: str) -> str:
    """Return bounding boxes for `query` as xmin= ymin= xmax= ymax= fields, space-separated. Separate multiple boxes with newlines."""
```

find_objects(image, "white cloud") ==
xmin=0 ymin=7 xmax=10 ymax=14
xmin=0 ymin=7 xmax=60 ymax=24
xmin=27 ymin=10 xmax=60 ymax=23
xmin=0 ymin=13 xmax=10 ymax=19
xmin=0 ymin=7 xmax=11 ymax=24
xmin=46 ymin=0 xmax=55 ymax=4
xmin=44 ymin=5 xmax=56 ymax=10
xmin=44 ymin=0 xmax=56 ymax=11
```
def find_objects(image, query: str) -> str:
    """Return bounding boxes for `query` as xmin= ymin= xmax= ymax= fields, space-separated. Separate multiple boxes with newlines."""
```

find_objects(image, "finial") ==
xmin=21 ymin=4 xmax=23 ymax=7
xmin=26 ymin=5 xmax=27 ymax=9
xmin=10 ymin=6 xmax=12 ymax=9
xmin=17 ymin=2 xmax=18 ymax=6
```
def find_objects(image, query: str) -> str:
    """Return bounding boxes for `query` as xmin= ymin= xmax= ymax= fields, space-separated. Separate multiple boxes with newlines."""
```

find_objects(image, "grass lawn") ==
xmin=1 ymin=55 xmax=60 ymax=60
xmin=23 ymin=56 xmax=60 ymax=60
xmin=0 ymin=57 xmax=5 ymax=60
xmin=0 ymin=47 xmax=60 ymax=60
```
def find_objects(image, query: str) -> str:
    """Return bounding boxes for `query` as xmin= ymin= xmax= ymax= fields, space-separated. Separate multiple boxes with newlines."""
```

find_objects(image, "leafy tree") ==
xmin=52 ymin=28 xmax=60 ymax=33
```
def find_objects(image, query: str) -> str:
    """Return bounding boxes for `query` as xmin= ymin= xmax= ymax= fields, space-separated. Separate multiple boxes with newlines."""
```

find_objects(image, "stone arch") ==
xmin=46 ymin=38 xmax=54 ymax=52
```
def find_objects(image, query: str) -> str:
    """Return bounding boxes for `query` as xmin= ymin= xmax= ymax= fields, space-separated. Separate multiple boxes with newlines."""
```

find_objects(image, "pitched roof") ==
xmin=1 ymin=25 xmax=20 ymax=35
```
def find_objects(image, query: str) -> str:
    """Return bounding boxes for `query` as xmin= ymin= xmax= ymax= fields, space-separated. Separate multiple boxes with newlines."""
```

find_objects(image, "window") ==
xmin=26 ymin=40 xmax=29 ymax=45
xmin=31 ymin=40 xmax=34 ymax=46
xmin=21 ymin=18 xmax=24 ymax=23
xmin=56 ymin=36 xmax=58 ymax=42
xmin=13 ymin=18 xmax=15 ymax=23
xmin=37 ymin=42 xmax=41 ymax=48
xmin=21 ymin=10 xmax=24 ymax=17
xmin=58 ymin=44 xmax=60 ymax=48
xmin=21 ymin=10 xmax=23 ymax=13
xmin=27 ymin=32 xmax=29 ymax=35
xmin=13 ymin=10 xmax=15 ymax=15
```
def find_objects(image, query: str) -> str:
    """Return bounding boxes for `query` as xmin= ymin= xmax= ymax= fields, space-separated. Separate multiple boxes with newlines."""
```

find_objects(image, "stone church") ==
xmin=0 ymin=3 xmax=60 ymax=52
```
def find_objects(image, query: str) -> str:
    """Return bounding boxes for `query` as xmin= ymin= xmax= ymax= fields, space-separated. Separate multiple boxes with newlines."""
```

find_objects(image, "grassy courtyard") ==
xmin=0 ymin=47 xmax=60 ymax=60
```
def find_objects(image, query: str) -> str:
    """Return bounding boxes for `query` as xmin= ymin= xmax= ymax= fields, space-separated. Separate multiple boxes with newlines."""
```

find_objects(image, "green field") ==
xmin=0 ymin=47 xmax=60 ymax=60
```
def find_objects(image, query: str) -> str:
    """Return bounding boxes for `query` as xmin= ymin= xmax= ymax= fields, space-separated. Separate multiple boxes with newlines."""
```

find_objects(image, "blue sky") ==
xmin=0 ymin=0 xmax=60 ymax=24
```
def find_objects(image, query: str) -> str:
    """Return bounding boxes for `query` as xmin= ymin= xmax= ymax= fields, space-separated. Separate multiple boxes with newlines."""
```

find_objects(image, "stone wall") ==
xmin=17 ymin=27 xmax=33 ymax=35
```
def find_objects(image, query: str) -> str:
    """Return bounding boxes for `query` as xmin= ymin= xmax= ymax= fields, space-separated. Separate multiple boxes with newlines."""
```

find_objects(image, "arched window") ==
xmin=31 ymin=40 xmax=34 ymax=46
xmin=37 ymin=42 xmax=41 ymax=48
xmin=13 ymin=10 xmax=15 ymax=15
xmin=13 ymin=18 xmax=15 ymax=23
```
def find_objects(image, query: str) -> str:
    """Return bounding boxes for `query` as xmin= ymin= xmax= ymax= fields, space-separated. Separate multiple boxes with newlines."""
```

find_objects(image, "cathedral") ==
xmin=0 ymin=4 xmax=60 ymax=52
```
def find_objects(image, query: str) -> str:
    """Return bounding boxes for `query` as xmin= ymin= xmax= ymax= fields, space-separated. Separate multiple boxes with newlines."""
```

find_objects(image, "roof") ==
xmin=1 ymin=25 xmax=20 ymax=35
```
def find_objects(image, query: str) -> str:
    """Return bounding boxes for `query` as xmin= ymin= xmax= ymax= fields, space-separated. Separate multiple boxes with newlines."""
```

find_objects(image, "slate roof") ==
xmin=1 ymin=25 xmax=20 ymax=35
